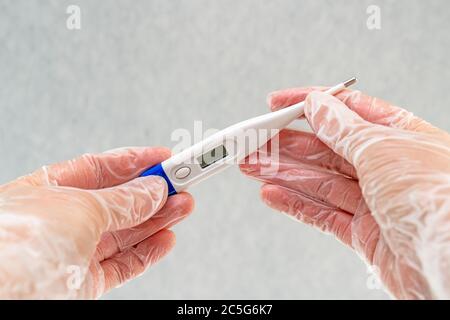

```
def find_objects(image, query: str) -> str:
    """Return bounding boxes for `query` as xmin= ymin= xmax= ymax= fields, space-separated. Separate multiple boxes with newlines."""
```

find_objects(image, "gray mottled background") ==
xmin=1 ymin=0 xmax=449 ymax=299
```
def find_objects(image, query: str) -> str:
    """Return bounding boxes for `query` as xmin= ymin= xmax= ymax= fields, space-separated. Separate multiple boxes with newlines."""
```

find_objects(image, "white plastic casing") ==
xmin=162 ymin=82 xmax=348 ymax=193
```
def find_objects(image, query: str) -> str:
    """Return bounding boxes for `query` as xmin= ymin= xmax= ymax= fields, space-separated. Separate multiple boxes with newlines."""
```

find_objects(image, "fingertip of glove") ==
xmin=238 ymin=162 xmax=258 ymax=176
xmin=168 ymin=192 xmax=196 ymax=216
xmin=266 ymin=89 xmax=297 ymax=111
xmin=179 ymin=192 xmax=196 ymax=214
xmin=134 ymin=175 xmax=168 ymax=198
xmin=238 ymin=162 xmax=249 ymax=173
xmin=147 ymin=146 xmax=172 ymax=159
xmin=155 ymin=229 xmax=177 ymax=248
xmin=260 ymin=184 xmax=278 ymax=205
xmin=260 ymin=185 xmax=296 ymax=217
xmin=266 ymin=88 xmax=298 ymax=110
xmin=266 ymin=92 xmax=277 ymax=110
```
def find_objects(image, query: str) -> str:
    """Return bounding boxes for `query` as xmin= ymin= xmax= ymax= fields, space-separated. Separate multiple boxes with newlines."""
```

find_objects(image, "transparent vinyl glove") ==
xmin=240 ymin=88 xmax=450 ymax=299
xmin=0 ymin=147 xmax=194 ymax=299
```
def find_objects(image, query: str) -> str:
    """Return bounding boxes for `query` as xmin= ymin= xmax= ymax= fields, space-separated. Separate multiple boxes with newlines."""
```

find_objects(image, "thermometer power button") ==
xmin=174 ymin=167 xmax=191 ymax=179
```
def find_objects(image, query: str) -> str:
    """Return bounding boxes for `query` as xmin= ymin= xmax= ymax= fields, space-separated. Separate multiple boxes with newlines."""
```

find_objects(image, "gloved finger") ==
xmin=268 ymin=86 xmax=441 ymax=134
xmin=88 ymin=175 xmax=168 ymax=231
xmin=351 ymin=209 xmax=380 ymax=263
xmin=334 ymin=90 xmax=442 ymax=134
xmin=261 ymin=184 xmax=353 ymax=246
xmin=94 ymin=193 xmax=194 ymax=261
xmin=100 ymin=229 xmax=175 ymax=294
xmin=267 ymin=86 xmax=325 ymax=112
xmin=240 ymin=157 xmax=365 ymax=215
xmin=20 ymin=147 xmax=171 ymax=189
xmin=303 ymin=91 xmax=385 ymax=166
xmin=266 ymin=129 xmax=356 ymax=178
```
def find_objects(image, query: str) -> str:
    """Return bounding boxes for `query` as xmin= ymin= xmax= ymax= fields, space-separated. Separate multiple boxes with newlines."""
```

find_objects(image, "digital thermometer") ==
xmin=140 ymin=77 xmax=357 ymax=195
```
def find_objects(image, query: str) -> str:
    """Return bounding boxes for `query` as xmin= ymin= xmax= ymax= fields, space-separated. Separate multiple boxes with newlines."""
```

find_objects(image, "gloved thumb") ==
xmin=304 ymin=91 xmax=387 ymax=167
xmin=84 ymin=175 xmax=168 ymax=232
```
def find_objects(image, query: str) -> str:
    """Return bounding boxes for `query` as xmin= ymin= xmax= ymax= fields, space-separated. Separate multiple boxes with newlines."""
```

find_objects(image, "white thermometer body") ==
xmin=140 ymin=78 xmax=357 ymax=195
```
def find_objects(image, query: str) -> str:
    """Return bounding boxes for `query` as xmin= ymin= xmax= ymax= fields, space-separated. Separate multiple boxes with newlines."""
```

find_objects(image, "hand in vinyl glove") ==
xmin=0 ymin=147 xmax=194 ymax=299
xmin=240 ymin=88 xmax=450 ymax=299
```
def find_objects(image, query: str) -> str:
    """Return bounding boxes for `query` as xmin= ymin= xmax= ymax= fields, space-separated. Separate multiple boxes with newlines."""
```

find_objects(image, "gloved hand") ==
xmin=240 ymin=87 xmax=450 ymax=299
xmin=0 ymin=147 xmax=194 ymax=299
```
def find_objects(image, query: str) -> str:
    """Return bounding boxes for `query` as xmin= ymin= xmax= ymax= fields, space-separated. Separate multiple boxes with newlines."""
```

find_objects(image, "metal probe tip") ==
xmin=343 ymin=77 xmax=357 ymax=87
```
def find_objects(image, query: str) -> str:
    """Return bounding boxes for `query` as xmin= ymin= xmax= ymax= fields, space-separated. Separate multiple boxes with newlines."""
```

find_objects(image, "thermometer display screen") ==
xmin=198 ymin=145 xmax=228 ymax=169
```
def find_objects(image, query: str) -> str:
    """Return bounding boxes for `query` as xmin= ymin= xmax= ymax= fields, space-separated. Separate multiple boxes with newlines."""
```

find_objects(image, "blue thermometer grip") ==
xmin=139 ymin=163 xmax=177 ymax=196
